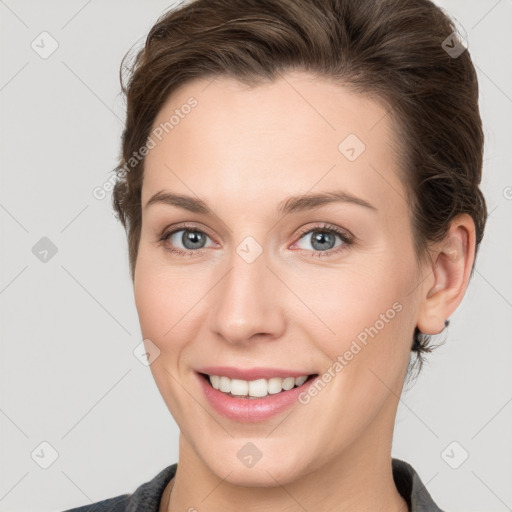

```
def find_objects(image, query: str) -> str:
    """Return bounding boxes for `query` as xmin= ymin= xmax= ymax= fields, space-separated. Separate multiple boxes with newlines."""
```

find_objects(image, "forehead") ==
xmin=142 ymin=71 xmax=405 ymax=217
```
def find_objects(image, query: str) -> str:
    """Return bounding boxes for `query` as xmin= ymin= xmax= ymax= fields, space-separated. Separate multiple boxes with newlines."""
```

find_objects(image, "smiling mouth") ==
xmin=199 ymin=372 xmax=318 ymax=399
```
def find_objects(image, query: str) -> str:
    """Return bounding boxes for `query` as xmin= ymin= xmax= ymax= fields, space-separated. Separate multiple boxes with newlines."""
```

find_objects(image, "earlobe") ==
xmin=416 ymin=214 xmax=476 ymax=335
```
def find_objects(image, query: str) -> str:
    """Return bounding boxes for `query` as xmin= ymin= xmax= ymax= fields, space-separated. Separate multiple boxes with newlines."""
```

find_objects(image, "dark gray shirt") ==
xmin=62 ymin=458 xmax=445 ymax=512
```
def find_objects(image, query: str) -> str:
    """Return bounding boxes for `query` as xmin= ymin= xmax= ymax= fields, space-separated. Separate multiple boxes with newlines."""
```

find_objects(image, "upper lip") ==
xmin=196 ymin=366 xmax=316 ymax=381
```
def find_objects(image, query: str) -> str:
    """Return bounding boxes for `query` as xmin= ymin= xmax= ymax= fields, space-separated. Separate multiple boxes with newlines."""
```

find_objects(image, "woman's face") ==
xmin=134 ymin=71 xmax=426 ymax=485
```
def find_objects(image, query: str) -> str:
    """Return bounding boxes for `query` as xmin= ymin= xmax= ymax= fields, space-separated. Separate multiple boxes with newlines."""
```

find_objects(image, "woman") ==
xmin=64 ymin=0 xmax=486 ymax=510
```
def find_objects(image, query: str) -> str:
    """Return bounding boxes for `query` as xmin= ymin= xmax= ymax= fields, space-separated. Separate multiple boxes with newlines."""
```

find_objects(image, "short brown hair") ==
xmin=112 ymin=0 xmax=487 ymax=373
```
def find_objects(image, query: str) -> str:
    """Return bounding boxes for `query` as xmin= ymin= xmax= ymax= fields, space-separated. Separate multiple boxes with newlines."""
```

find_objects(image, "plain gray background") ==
xmin=1 ymin=1 xmax=511 ymax=511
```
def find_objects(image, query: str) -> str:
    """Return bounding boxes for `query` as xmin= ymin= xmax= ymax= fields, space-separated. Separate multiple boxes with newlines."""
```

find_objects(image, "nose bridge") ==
xmin=207 ymin=240 xmax=284 ymax=344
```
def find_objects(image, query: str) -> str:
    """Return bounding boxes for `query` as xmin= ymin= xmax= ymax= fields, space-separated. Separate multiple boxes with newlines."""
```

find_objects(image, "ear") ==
xmin=416 ymin=214 xmax=476 ymax=335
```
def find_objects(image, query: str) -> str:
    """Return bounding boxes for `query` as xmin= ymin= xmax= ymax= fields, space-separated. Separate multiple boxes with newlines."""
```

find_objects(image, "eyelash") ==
xmin=157 ymin=222 xmax=354 ymax=259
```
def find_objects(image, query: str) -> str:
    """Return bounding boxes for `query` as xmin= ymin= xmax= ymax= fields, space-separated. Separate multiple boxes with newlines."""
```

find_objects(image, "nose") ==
xmin=207 ymin=247 xmax=286 ymax=346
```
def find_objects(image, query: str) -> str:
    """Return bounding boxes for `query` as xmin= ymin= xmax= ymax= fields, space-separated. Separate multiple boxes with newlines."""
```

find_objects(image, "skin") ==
xmin=132 ymin=70 xmax=476 ymax=512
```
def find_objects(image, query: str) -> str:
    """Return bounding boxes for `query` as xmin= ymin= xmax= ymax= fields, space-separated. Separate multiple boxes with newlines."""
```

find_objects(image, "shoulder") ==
xmin=392 ymin=458 xmax=446 ymax=512
xmin=60 ymin=463 xmax=177 ymax=512
xmin=60 ymin=494 xmax=131 ymax=512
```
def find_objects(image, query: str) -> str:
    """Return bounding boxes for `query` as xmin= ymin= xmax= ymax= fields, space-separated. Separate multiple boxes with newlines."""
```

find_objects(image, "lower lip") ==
xmin=197 ymin=373 xmax=318 ymax=423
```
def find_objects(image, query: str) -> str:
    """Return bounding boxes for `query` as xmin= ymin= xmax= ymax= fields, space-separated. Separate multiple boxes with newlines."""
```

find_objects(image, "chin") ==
xmin=217 ymin=462 xmax=305 ymax=488
xmin=198 ymin=440 xmax=313 ymax=488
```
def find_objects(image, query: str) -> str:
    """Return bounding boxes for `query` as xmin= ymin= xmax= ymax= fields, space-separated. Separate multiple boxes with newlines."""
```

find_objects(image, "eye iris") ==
xmin=182 ymin=230 xmax=206 ymax=250
xmin=311 ymin=231 xmax=336 ymax=251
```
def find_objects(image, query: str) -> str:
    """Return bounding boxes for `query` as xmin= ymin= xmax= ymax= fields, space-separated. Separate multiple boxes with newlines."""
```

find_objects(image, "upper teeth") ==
xmin=208 ymin=375 xmax=309 ymax=397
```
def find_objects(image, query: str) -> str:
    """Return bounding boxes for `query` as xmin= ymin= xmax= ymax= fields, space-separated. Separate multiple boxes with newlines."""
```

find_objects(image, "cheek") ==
xmin=294 ymin=250 xmax=416 ymax=377
xmin=133 ymin=249 xmax=219 ymax=395
xmin=134 ymin=245 xmax=201 ymax=341
xmin=134 ymin=253 xmax=202 ymax=417
xmin=301 ymin=265 xmax=415 ymax=447
xmin=134 ymin=268 xmax=169 ymax=341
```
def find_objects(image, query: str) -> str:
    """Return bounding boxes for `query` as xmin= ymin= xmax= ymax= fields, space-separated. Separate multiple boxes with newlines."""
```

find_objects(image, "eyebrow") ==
xmin=144 ymin=189 xmax=378 ymax=216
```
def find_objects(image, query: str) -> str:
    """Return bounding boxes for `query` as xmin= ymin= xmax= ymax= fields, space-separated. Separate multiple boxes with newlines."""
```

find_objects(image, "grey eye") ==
xmin=169 ymin=229 xmax=212 ymax=250
xmin=296 ymin=230 xmax=343 ymax=251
